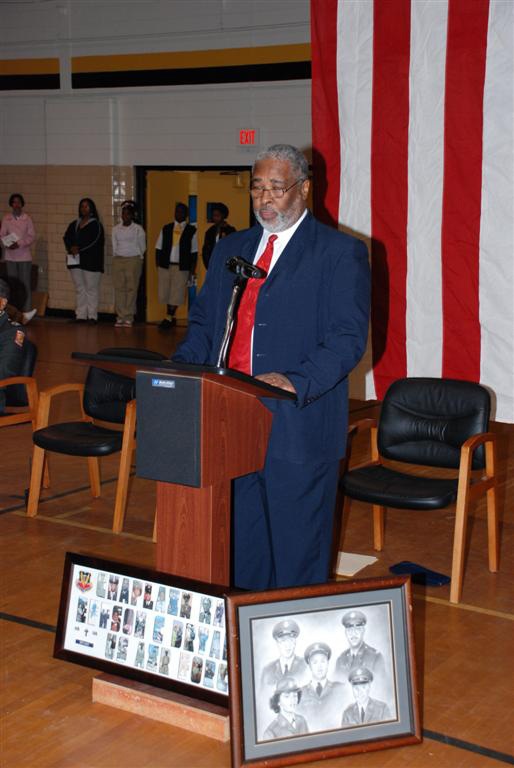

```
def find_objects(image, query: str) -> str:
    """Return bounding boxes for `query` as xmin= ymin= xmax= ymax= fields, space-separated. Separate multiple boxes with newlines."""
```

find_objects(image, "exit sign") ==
xmin=239 ymin=129 xmax=258 ymax=146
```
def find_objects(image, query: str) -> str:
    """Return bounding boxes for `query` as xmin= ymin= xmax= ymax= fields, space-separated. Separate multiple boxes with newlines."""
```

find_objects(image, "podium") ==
xmin=72 ymin=354 xmax=293 ymax=586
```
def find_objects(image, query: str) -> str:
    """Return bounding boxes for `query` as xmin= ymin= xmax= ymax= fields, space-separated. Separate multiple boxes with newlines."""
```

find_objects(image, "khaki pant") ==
xmin=157 ymin=264 xmax=189 ymax=307
xmin=112 ymin=256 xmax=143 ymax=322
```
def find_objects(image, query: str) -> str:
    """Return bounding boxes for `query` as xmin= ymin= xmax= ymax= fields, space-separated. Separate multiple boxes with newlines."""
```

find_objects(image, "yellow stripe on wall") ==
xmin=0 ymin=58 xmax=60 ymax=76
xmin=72 ymin=44 xmax=311 ymax=74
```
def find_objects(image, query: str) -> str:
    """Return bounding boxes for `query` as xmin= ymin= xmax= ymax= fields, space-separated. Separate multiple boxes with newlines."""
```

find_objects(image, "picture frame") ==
xmin=226 ymin=576 xmax=420 ymax=767
xmin=54 ymin=552 xmax=229 ymax=708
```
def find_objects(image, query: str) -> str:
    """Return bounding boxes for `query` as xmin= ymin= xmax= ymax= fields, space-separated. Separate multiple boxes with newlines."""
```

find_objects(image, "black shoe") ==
xmin=88 ymin=318 xmax=97 ymax=325
xmin=159 ymin=318 xmax=175 ymax=330
xmin=71 ymin=318 xmax=87 ymax=323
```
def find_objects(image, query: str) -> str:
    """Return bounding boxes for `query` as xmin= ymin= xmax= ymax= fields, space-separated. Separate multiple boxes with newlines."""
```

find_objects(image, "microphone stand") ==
xmin=216 ymin=273 xmax=247 ymax=368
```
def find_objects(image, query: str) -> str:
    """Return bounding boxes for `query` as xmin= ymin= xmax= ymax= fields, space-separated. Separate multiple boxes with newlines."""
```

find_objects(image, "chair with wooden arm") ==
xmin=26 ymin=364 xmax=137 ymax=533
xmin=340 ymin=378 xmax=499 ymax=604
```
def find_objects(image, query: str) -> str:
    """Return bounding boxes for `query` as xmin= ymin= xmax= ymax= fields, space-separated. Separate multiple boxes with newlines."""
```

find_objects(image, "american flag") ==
xmin=311 ymin=0 xmax=513 ymax=422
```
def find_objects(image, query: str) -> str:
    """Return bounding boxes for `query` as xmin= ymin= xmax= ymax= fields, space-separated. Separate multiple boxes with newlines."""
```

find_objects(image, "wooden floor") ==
xmin=1 ymin=317 xmax=513 ymax=768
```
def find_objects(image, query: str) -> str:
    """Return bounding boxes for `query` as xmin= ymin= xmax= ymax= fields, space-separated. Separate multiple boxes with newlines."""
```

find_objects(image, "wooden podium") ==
xmin=72 ymin=354 xmax=292 ymax=587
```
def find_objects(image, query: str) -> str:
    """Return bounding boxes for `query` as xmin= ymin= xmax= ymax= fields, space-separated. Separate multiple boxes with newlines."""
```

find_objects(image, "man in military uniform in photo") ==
xmin=298 ymin=642 xmax=344 ymax=732
xmin=341 ymin=667 xmax=391 ymax=726
xmin=0 ymin=278 xmax=25 ymax=414
xmin=335 ymin=610 xmax=384 ymax=680
xmin=260 ymin=619 xmax=308 ymax=687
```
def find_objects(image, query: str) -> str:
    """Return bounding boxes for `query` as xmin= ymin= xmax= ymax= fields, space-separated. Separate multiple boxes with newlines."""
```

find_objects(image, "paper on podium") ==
xmin=336 ymin=551 xmax=377 ymax=577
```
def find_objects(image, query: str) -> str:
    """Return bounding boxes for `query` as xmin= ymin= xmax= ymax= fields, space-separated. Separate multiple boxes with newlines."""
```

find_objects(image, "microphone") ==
xmin=226 ymin=256 xmax=267 ymax=280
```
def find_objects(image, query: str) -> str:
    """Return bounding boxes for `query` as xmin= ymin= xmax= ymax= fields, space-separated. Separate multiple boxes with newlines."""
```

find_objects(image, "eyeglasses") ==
xmin=249 ymin=178 xmax=305 ymax=198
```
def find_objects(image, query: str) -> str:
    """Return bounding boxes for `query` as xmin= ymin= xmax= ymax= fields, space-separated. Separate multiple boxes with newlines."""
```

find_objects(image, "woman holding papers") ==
xmin=0 ymin=193 xmax=36 ymax=312
xmin=63 ymin=197 xmax=104 ymax=323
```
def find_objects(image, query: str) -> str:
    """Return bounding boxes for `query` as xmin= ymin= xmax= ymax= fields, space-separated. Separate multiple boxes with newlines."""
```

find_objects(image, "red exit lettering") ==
xmin=239 ymin=129 xmax=256 ymax=145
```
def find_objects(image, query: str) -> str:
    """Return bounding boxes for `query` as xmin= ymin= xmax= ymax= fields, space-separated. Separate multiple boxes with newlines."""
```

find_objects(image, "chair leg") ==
xmin=372 ymin=505 xmax=385 ymax=551
xmin=153 ymin=507 xmax=158 ymax=543
xmin=485 ymin=440 xmax=499 ymax=573
xmin=88 ymin=457 xmax=101 ymax=498
xmin=450 ymin=494 xmax=471 ymax=604
xmin=27 ymin=446 xmax=46 ymax=518
xmin=42 ymin=457 xmax=50 ymax=489
xmin=487 ymin=485 xmax=499 ymax=572
xmin=112 ymin=401 xmax=136 ymax=534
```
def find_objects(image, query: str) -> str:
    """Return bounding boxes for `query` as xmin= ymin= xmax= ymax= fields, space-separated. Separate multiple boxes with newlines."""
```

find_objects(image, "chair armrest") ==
xmin=0 ymin=376 xmax=39 ymax=425
xmin=0 ymin=375 xmax=36 ymax=389
xmin=35 ymin=383 xmax=86 ymax=429
xmin=461 ymin=431 xmax=496 ymax=453
xmin=345 ymin=417 xmax=379 ymax=471
xmin=457 ymin=431 xmax=497 ymax=498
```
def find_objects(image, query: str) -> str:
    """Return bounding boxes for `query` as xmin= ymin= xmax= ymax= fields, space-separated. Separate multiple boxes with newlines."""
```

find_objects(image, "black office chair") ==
xmin=340 ymin=378 xmax=498 ymax=604
xmin=26 ymin=347 xmax=166 ymax=533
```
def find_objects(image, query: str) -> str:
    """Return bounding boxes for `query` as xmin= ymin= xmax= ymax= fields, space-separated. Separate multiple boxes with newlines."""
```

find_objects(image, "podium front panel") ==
xmin=136 ymin=371 xmax=201 ymax=487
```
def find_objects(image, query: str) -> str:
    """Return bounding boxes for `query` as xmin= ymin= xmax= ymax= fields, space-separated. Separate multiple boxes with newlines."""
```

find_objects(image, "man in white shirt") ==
xmin=112 ymin=201 xmax=146 ymax=327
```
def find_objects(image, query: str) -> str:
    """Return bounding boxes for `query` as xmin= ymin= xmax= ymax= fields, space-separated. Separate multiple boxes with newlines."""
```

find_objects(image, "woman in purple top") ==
xmin=0 ymin=193 xmax=36 ymax=312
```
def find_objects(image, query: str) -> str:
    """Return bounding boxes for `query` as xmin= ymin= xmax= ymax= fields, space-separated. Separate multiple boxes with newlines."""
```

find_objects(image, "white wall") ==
xmin=0 ymin=0 xmax=312 ymax=166
xmin=0 ymin=0 xmax=309 ymax=54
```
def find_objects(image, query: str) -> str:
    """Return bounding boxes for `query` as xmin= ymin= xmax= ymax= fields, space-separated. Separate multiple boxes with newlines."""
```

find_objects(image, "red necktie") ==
xmin=228 ymin=234 xmax=277 ymax=374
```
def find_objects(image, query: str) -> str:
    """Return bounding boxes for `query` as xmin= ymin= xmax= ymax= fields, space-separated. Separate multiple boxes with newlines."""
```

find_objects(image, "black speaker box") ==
xmin=136 ymin=371 xmax=201 ymax=487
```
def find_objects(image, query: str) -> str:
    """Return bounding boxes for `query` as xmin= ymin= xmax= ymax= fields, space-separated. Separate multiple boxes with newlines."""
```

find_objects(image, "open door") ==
xmin=145 ymin=169 xmax=251 ymax=323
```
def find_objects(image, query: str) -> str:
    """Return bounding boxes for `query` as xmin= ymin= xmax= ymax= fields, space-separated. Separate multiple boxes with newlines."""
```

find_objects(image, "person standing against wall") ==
xmin=111 ymin=200 xmax=146 ymax=327
xmin=201 ymin=203 xmax=236 ymax=269
xmin=155 ymin=202 xmax=197 ymax=329
xmin=63 ymin=197 xmax=104 ymax=323
xmin=0 ymin=194 xmax=36 ymax=313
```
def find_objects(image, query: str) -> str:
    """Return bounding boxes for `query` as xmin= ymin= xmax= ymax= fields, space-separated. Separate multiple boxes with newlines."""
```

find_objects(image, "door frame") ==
xmin=134 ymin=165 xmax=253 ymax=321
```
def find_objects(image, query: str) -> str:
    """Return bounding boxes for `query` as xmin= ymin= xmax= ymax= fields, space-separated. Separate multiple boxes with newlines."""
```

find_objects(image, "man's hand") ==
xmin=255 ymin=372 xmax=296 ymax=393
xmin=8 ymin=242 xmax=19 ymax=249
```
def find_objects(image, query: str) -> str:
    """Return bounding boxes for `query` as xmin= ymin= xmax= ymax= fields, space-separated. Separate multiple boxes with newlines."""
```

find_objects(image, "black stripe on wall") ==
xmin=0 ymin=73 xmax=60 ymax=91
xmin=72 ymin=61 xmax=311 ymax=89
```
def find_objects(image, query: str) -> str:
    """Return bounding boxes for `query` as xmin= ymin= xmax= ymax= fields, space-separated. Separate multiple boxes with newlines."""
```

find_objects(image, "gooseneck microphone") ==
xmin=217 ymin=256 xmax=267 ymax=367
xmin=226 ymin=256 xmax=267 ymax=280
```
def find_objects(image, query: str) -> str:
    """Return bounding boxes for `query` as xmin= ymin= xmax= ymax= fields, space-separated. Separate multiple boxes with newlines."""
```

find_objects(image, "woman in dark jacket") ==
xmin=63 ymin=197 xmax=104 ymax=322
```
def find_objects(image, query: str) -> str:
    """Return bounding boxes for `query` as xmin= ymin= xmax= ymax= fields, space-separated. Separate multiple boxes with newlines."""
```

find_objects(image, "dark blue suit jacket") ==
xmin=174 ymin=212 xmax=370 ymax=464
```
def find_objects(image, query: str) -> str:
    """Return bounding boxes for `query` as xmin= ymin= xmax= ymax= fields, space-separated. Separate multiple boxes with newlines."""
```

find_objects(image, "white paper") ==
xmin=335 ymin=551 xmax=378 ymax=577
xmin=66 ymin=253 xmax=80 ymax=266
xmin=1 ymin=233 xmax=19 ymax=247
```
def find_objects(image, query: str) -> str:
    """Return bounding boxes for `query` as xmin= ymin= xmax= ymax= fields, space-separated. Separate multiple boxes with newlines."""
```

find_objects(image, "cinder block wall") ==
xmin=0 ymin=165 xmax=134 ymax=312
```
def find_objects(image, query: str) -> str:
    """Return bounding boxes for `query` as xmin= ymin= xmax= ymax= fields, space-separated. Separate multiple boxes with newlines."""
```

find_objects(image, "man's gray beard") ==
xmin=254 ymin=208 xmax=296 ymax=233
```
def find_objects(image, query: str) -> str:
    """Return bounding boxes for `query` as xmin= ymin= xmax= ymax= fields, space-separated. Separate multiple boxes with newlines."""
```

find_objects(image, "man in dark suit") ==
xmin=173 ymin=144 xmax=370 ymax=590
xmin=155 ymin=202 xmax=197 ymax=329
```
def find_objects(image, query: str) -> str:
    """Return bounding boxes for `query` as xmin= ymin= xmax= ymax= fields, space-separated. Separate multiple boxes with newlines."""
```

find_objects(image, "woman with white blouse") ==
xmin=111 ymin=201 xmax=146 ymax=327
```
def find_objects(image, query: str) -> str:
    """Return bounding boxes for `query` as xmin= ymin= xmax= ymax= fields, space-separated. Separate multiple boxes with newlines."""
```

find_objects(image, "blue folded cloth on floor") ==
xmin=389 ymin=561 xmax=450 ymax=586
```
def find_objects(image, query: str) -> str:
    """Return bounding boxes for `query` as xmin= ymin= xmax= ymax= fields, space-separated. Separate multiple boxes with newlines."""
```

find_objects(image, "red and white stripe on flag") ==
xmin=312 ymin=0 xmax=514 ymax=422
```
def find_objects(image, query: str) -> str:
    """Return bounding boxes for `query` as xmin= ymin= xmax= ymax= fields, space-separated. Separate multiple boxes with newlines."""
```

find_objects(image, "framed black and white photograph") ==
xmin=226 ymin=576 xmax=420 ymax=767
xmin=54 ymin=552 xmax=229 ymax=707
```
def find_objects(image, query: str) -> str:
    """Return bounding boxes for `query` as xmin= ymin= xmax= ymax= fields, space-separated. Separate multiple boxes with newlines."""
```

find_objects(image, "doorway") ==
xmin=137 ymin=167 xmax=252 ymax=323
